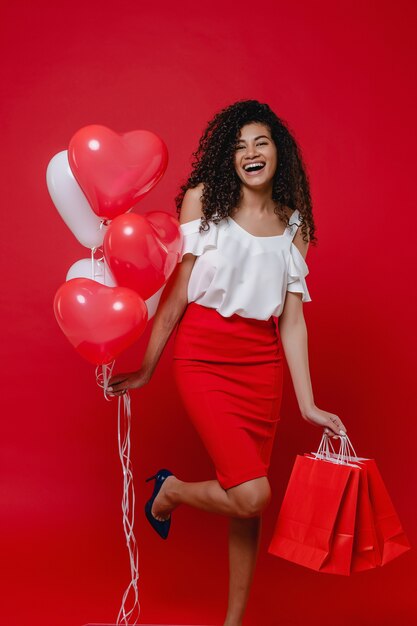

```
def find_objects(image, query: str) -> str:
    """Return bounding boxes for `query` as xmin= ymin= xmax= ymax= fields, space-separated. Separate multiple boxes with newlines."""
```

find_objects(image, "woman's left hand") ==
xmin=301 ymin=405 xmax=347 ymax=438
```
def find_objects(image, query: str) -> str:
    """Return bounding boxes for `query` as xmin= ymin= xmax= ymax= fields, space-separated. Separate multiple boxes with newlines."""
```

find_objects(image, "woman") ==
xmin=108 ymin=99 xmax=347 ymax=626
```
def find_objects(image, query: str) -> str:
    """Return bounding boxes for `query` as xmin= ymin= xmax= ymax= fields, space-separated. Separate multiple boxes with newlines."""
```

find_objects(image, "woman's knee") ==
xmin=228 ymin=477 xmax=272 ymax=518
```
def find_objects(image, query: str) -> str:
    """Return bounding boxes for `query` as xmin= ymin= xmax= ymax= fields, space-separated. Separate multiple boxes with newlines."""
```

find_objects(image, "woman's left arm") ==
xmin=278 ymin=229 xmax=347 ymax=438
xmin=279 ymin=299 xmax=347 ymax=438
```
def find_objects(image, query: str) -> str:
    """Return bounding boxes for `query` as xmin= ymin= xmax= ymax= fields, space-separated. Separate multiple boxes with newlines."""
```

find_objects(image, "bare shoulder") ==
xmin=179 ymin=183 xmax=206 ymax=224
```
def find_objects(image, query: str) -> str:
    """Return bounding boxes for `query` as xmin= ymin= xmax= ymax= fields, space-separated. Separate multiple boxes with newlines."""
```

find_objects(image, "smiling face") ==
xmin=233 ymin=122 xmax=278 ymax=189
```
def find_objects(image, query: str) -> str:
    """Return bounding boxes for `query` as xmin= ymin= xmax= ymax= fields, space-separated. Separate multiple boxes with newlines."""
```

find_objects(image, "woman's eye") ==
xmin=235 ymin=142 xmax=268 ymax=150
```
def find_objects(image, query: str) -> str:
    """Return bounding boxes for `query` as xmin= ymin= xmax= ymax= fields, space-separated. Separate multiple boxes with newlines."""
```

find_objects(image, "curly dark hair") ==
xmin=175 ymin=99 xmax=317 ymax=245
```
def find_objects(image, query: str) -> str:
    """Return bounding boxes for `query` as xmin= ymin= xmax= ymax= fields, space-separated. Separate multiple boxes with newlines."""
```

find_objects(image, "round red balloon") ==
xmin=54 ymin=278 xmax=148 ymax=364
xmin=68 ymin=125 xmax=168 ymax=220
xmin=103 ymin=212 xmax=183 ymax=301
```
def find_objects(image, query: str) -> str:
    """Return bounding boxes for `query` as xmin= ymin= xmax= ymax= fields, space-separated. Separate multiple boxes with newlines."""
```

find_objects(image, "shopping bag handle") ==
xmin=312 ymin=431 xmax=360 ymax=466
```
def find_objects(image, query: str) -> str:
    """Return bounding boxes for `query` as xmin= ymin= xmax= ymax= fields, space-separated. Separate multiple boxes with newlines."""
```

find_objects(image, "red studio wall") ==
xmin=1 ymin=1 xmax=416 ymax=625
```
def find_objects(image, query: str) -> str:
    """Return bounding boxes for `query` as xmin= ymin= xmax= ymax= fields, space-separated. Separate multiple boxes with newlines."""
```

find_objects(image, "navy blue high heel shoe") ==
xmin=144 ymin=468 xmax=174 ymax=540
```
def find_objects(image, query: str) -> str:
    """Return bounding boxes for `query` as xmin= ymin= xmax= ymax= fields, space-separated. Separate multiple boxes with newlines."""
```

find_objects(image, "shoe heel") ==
xmin=145 ymin=474 xmax=157 ymax=483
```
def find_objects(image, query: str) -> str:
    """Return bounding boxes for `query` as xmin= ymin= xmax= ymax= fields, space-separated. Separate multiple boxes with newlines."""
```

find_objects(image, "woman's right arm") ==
xmin=108 ymin=185 xmax=205 ymax=395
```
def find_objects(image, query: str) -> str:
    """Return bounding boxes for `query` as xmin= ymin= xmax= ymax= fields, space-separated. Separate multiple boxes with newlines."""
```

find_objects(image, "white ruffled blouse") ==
xmin=178 ymin=209 xmax=312 ymax=320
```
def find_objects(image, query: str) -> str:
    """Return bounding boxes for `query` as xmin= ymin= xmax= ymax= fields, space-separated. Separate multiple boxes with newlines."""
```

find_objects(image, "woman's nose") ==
xmin=244 ymin=144 xmax=259 ymax=157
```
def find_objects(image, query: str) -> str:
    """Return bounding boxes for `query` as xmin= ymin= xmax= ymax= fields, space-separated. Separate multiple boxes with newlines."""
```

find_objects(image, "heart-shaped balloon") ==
xmin=46 ymin=150 xmax=109 ymax=249
xmin=103 ymin=211 xmax=183 ymax=301
xmin=53 ymin=278 xmax=148 ymax=364
xmin=68 ymin=125 xmax=168 ymax=220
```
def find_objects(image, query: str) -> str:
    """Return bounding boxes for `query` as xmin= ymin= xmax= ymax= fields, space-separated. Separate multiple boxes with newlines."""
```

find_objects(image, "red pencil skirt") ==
xmin=173 ymin=302 xmax=284 ymax=490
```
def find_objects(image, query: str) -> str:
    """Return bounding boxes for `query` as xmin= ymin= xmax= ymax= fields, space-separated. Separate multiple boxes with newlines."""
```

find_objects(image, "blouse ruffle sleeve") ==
xmin=286 ymin=242 xmax=312 ymax=302
xmin=178 ymin=218 xmax=219 ymax=262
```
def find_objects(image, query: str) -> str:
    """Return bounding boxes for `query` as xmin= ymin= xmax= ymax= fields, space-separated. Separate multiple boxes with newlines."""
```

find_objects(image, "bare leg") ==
xmin=223 ymin=515 xmax=262 ymax=626
xmin=151 ymin=475 xmax=270 ymax=520
xmin=150 ymin=476 xmax=267 ymax=626
xmin=152 ymin=476 xmax=241 ymax=519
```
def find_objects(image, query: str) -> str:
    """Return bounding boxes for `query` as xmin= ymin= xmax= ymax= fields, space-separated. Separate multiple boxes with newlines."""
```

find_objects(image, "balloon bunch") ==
xmin=48 ymin=124 xmax=183 ymax=364
xmin=47 ymin=125 xmax=182 ymax=624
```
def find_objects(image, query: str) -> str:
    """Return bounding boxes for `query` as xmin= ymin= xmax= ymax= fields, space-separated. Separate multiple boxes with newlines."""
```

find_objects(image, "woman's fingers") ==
xmin=108 ymin=374 xmax=129 ymax=386
xmin=324 ymin=423 xmax=347 ymax=438
xmin=108 ymin=382 xmax=127 ymax=390
xmin=108 ymin=387 xmax=128 ymax=396
xmin=324 ymin=427 xmax=339 ymax=439
xmin=108 ymin=381 xmax=126 ymax=390
xmin=106 ymin=370 xmax=146 ymax=395
xmin=107 ymin=373 xmax=131 ymax=394
xmin=326 ymin=415 xmax=347 ymax=436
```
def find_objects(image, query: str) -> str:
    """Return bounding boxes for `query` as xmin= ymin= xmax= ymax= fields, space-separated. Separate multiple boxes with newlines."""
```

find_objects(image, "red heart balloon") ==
xmin=103 ymin=212 xmax=183 ymax=301
xmin=54 ymin=278 xmax=148 ymax=364
xmin=68 ymin=125 xmax=168 ymax=220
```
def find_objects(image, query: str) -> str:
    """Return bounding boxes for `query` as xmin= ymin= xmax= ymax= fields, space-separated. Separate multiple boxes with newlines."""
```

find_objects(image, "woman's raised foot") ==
xmin=151 ymin=475 xmax=180 ymax=521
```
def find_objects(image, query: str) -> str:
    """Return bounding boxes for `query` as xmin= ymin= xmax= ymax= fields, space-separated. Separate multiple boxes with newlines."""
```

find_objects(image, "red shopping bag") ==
xmin=267 ymin=454 xmax=360 ymax=576
xmin=351 ymin=458 xmax=411 ymax=565
xmin=303 ymin=451 xmax=382 ymax=573
xmin=350 ymin=465 xmax=382 ymax=572
xmin=308 ymin=435 xmax=411 ymax=569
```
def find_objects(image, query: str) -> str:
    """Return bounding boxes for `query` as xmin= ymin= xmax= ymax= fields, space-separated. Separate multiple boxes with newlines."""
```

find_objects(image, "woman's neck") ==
xmin=235 ymin=184 xmax=276 ymax=215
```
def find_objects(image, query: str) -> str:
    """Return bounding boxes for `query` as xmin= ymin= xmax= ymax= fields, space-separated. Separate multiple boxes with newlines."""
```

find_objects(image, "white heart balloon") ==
xmin=47 ymin=150 xmax=109 ymax=249
xmin=66 ymin=258 xmax=116 ymax=286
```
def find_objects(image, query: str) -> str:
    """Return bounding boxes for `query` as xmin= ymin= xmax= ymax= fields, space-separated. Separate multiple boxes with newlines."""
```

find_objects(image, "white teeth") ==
xmin=243 ymin=162 xmax=265 ymax=171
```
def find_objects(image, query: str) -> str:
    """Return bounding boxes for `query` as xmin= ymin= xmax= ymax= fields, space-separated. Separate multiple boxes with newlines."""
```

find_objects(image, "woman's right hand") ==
xmin=107 ymin=367 xmax=151 ymax=396
xmin=302 ymin=404 xmax=347 ymax=438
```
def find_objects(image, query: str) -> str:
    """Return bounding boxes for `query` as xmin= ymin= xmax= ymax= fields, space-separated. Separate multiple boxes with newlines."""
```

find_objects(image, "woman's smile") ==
xmin=242 ymin=161 xmax=266 ymax=176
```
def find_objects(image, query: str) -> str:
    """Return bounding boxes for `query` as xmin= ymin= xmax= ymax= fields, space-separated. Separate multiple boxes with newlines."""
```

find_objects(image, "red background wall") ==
xmin=1 ymin=1 xmax=416 ymax=625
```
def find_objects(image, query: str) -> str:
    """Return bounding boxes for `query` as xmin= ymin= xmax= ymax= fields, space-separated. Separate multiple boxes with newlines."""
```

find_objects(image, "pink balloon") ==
xmin=68 ymin=125 xmax=168 ymax=220
xmin=54 ymin=278 xmax=148 ymax=364
xmin=103 ymin=212 xmax=183 ymax=301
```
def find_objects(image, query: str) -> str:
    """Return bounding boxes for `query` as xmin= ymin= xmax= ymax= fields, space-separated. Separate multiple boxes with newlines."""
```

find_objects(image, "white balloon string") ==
xmin=91 ymin=247 xmax=97 ymax=280
xmin=95 ymin=360 xmax=116 ymax=402
xmin=90 ymin=246 xmax=106 ymax=283
xmin=95 ymin=362 xmax=141 ymax=624
xmin=116 ymin=391 xmax=140 ymax=625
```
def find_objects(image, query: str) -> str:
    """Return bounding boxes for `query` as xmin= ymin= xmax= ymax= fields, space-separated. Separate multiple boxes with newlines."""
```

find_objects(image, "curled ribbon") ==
xmin=96 ymin=361 xmax=141 ymax=624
